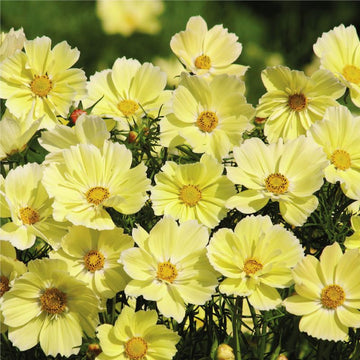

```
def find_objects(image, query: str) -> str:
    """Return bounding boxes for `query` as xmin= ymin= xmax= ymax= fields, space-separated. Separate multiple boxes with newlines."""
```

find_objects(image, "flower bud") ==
xmin=216 ymin=343 xmax=235 ymax=360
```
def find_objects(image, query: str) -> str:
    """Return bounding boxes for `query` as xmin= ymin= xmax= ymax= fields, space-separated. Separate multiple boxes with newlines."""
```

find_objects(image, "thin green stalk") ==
xmin=232 ymin=296 xmax=243 ymax=360
xmin=259 ymin=311 xmax=268 ymax=360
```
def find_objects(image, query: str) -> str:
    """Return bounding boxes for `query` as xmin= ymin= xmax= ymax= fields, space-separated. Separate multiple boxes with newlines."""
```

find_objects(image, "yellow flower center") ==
xmin=196 ymin=111 xmax=218 ymax=132
xmin=84 ymin=250 xmax=105 ymax=272
xmin=85 ymin=186 xmax=110 ymax=205
xmin=125 ymin=337 xmax=148 ymax=360
xmin=157 ymin=261 xmax=178 ymax=283
xmin=195 ymin=54 xmax=211 ymax=70
xmin=321 ymin=284 xmax=345 ymax=309
xmin=331 ymin=149 xmax=351 ymax=170
xmin=265 ymin=173 xmax=289 ymax=194
xmin=179 ymin=184 xmax=202 ymax=207
xmin=118 ymin=99 xmax=139 ymax=117
xmin=40 ymin=288 xmax=67 ymax=314
xmin=0 ymin=276 xmax=10 ymax=297
xmin=343 ymin=65 xmax=360 ymax=84
xmin=19 ymin=206 xmax=40 ymax=225
xmin=30 ymin=74 xmax=53 ymax=97
xmin=288 ymin=93 xmax=307 ymax=111
xmin=243 ymin=258 xmax=263 ymax=275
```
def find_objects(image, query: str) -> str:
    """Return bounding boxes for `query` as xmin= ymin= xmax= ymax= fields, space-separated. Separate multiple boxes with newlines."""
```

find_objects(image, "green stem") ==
xmin=232 ymin=296 xmax=243 ymax=360
xmin=110 ymin=296 xmax=116 ymax=324
xmin=259 ymin=311 xmax=268 ymax=360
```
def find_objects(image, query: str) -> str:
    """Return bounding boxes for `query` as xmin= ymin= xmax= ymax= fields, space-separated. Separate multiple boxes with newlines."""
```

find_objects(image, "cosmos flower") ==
xmin=256 ymin=65 xmax=345 ymax=142
xmin=96 ymin=306 xmax=180 ymax=360
xmin=170 ymin=16 xmax=248 ymax=78
xmin=1 ymin=258 xmax=100 ymax=357
xmin=0 ymin=36 xmax=86 ymax=128
xmin=307 ymin=105 xmax=360 ymax=199
xmin=84 ymin=57 xmax=171 ymax=130
xmin=0 ymin=163 xmax=69 ymax=250
xmin=120 ymin=216 xmax=218 ymax=322
xmin=43 ymin=141 xmax=150 ymax=230
xmin=151 ymin=154 xmax=236 ymax=228
xmin=284 ymin=242 xmax=360 ymax=341
xmin=50 ymin=225 xmax=133 ymax=299
xmin=226 ymin=136 xmax=328 ymax=226
xmin=313 ymin=24 xmax=360 ymax=107
xmin=207 ymin=215 xmax=303 ymax=310
xmin=160 ymin=73 xmax=255 ymax=160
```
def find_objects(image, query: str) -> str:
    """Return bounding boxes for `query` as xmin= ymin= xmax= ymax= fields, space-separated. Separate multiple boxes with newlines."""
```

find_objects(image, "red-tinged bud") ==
xmin=70 ymin=109 xmax=87 ymax=123
xmin=128 ymin=131 xmax=138 ymax=143
xmin=86 ymin=343 xmax=102 ymax=359
xmin=254 ymin=117 xmax=267 ymax=125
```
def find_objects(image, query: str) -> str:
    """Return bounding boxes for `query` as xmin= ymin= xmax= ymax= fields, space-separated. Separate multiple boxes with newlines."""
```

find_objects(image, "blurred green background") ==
xmin=1 ymin=0 xmax=360 ymax=105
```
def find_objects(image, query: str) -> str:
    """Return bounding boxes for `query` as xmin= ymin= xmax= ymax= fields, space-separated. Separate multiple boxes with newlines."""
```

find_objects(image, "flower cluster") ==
xmin=0 ymin=16 xmax=360 ymax=360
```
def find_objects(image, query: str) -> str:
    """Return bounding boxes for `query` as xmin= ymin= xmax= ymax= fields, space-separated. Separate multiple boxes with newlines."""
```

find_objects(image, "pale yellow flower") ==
xmin=43 ymin=141 xmax=150 ymax=230
xmin=256 ymin=65 xmax=345 ymax=142
xmin=1 ymin=258 xmax=100 ymax=357
xmin=284 ymin=242 xmax=360 ymax=342
xmin=39 ymin=114 xmax=110 ymax=163
xmin=344 ymin=215 xmax=360 ymax=250
xmin=0 ymin=27 xmax=26 ymax=62
xmin=226 ymin=136 xmax=328 ymax=226
xmin=0 ymin=242 xmax=27 ymax=333
xmin=307 ymin=105 xmax=360 ymax=199
xmin=96 ymin=306 xmax=180 ymax=360
xmin=313 ymin=24 xmax=360 ymax=107
xmin=84 ymin=57 xmax=171 ymax=130
xmin=121 ymin=216 xmax=218 ymax=322
xmin=160 ymin=73 xmax=255 ymax=160
xmin=0 ymin=163 xmax=69 ymax=250
xmin=0 ymin=110 xmax=42 ymax=161
xmin=170 ymin=16 xmax=248 ymax=78
xmin=0 ymin=36 xmax=86 ymax=128
xmin=151 ymin=154 xmax=236 ymax=228
xmin=207 ymin=215 xmax=304 ymax=310
xmin=50 ymin=225 xmax=133 ymax=299
xmin=96 ymin=0 xmax=164 ymax=37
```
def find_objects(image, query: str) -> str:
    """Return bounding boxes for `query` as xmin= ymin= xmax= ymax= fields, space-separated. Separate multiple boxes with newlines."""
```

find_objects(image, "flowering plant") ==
xmin=0 ymin=15 xmax=360 ymax=360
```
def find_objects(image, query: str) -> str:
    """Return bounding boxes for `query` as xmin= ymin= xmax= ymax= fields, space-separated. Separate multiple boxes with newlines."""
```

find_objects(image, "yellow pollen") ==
xmin=343 ymin=65 xmax=360 ymax=84
xmin=179 ymin=184 xmax=202 ymax=207
xmin=331 ymin=149 xmax=351 ymax=170
xmin=85 ymin=186 xmax=110 ymax=205
xmin=125 ymin=337 xmax=148 ymax=360
xmin=243 ymin=258 xmax=263 ymax=275
xmin=196 ymin=111 xmax=218 ymax=132
xmin=19 ymin=206 xmax=40 ymax=225
xmin=117 ymin=99 xmax=139 ymax=117
xmin=30 ymin=74 xmax=53 ymax=97
xmin=157 ymin=261 xmax=178 ymax=283
xmin=321 ymin=284 xmax=345 ymax=309
xmin=288 ymin=93 xmax=307 ymax=111
xmin=0 ymin=276 xmax=10 ymax=297
xmin=40 ymin=288 xmax=67 ymax=315
xmin=84 ymin=250 xmax=105 ymax=272
xmin=195 ymin=54 xmax=211 ymax=70
xmin=265 ymin=173 xmax=289 ymax=194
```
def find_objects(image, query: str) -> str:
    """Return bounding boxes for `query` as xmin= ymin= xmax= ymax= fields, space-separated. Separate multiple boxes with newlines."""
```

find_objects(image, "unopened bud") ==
xmin=86 ymin=343 xmax=102 ymax=359
xmin=254 ymin=117 xmax=267 ymax=125
xmin=70 ymin=109 xmax=87 ymax=123
xmin=216 ymin=343 xmax=235 ymax=360
xmin=128 ymin=131 xmax=138 ymax=143
xmin=277 ymin=355 xmax=288 ymax=360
